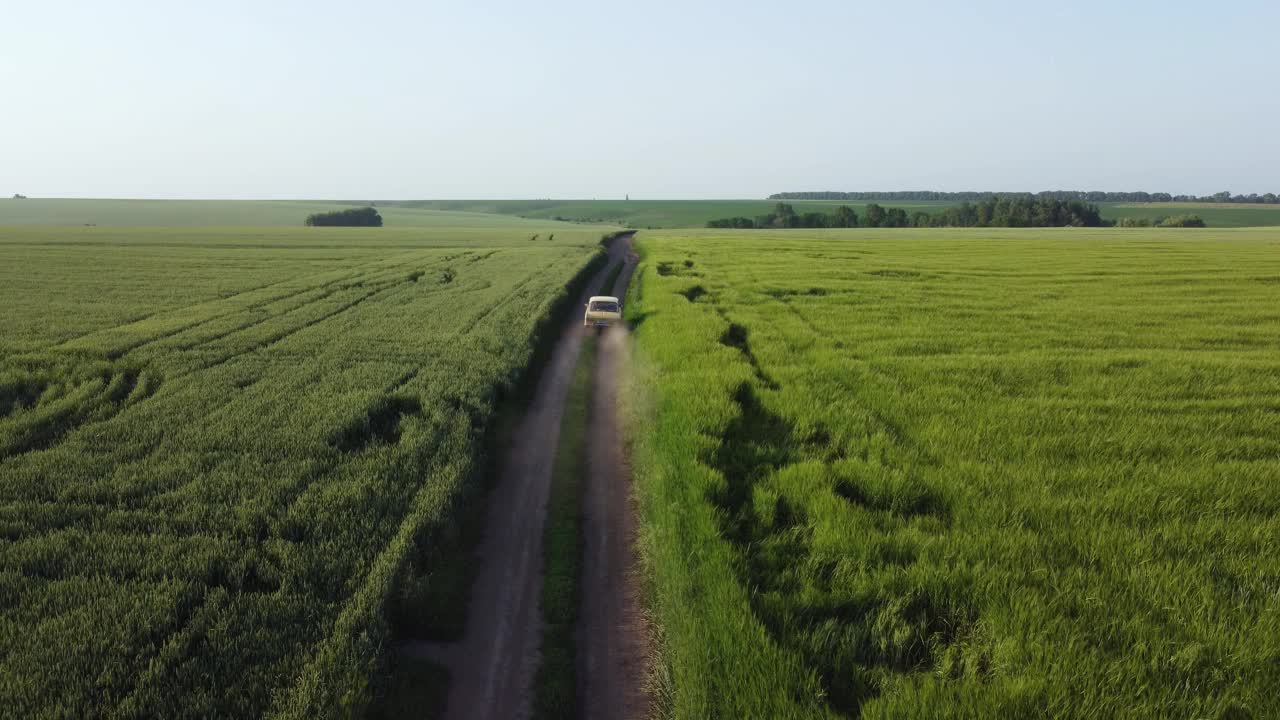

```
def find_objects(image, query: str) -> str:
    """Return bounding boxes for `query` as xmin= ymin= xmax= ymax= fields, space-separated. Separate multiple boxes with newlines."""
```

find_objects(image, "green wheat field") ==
xmin=624 ymin=227 xmax=1280 ymax=719
xmin=0 ymin=221 xmax=606 ymax=716
xmin=2 ymin=198 xmax=1278 ymax=718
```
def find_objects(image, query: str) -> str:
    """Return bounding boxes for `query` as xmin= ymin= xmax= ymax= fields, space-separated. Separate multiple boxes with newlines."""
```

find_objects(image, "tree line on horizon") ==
xmin=769 ymin=190 xmax=1279 ymax=204
xmin=707 ymin=200 xmax=1209 ymax=229
xmin=304 ymin=206 xmax=383 ymax=227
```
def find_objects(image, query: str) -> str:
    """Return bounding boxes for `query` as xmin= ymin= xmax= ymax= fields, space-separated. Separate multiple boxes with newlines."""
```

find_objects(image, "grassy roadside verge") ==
xmin=619 ymin=239 xmax=832 ymax=720
xmin=532 ymin=336 xmax=596 ymax=719
xmin=614 ymin=265 xmax=677 ymax=719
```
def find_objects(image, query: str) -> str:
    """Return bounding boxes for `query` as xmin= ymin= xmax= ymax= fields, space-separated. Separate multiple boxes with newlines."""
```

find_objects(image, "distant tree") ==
xmin=11 ymin=193 xmax=26 ymax=200
xmin=1033 ymin=196 xmax=1059 ymax=226
xmin=304 ymin=206 xmax=382 ymax=227
xmin=974 ymin=201 xmax=992 ymax=226
xmin=703 ymin=197 xmax=1106 ymax=231
xmin=832 ymin=205 xmax=858 ymax=228
xmin=1265 ymin=193 xmax=1278 ymax=204
xmin=996 ymin=195 xmax=1031 ymax=227
xmin=1065 ymin=200 xmax=1104 ymax=226
xmin=948 ymin=202 xmax=980 ymax=227
xmin=1212 ymin=191 xmax=1232 ymax=203
xmin=772 ymin=203 xmax=799 ymax=228
xmin=863 ymin=203 xmax=886 ymax=228
xmin=798 ymin=212 xmax=829 ymax=228
xmin=883 ymin=207 xmax=910 ymax=228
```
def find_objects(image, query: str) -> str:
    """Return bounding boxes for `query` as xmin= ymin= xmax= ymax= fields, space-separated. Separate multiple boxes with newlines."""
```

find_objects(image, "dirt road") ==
xmin=577 ymin=249 xmax=652 ymax=720
xmin=404 ymin=233 xmax=650 ymax=720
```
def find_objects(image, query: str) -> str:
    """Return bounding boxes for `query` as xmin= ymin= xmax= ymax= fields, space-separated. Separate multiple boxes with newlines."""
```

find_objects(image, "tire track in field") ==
xmin=37 ymin=274 xmax=305 ymax=352
xmin=87 ymin=362 xmax=433 ymax=698
xmin=176 ymin=254 xmax=431 ymax=357
xmin=46 ymin=266 xmax=359 ymax=356
xmin=0 ymin=257 xmax=430 ymax=490
xmin=176 ymin=262 xmax=422 ymax=356
xmin=189 ymin=261 xmax=425 ymax=374
xmin=47 ymin=252 xmax=424 ymax=361
xmin=457 ymin=249 xmax=579 ymax=336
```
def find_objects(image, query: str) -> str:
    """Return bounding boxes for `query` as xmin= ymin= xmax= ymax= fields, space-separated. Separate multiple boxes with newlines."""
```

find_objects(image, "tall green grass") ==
xmin=625 ymin=227 xmax=1280 ymax=719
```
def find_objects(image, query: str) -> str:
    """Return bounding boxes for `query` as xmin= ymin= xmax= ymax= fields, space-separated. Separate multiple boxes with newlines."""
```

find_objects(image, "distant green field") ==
xmin=0 ymin=198 xmax=590 ymax=229
xmin=1104 ymin=202 xmax=1280 ymax=228
xmin=390 ymin=199 xmax=1280 ymax=229
xmin=5 ymin=197 xmax=1280 ymax=229
xmin=0 ymin=223 xmax=607 ymax=716
xmin=383 ymin=199 xmax=955 ymax=229
xmin=625 ymin=227 xmax=1280 ymax=719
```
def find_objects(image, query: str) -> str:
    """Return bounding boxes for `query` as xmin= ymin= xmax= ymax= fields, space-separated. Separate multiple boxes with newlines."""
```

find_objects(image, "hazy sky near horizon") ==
xmin=3 ymin=0 xmax=1277 ymax=199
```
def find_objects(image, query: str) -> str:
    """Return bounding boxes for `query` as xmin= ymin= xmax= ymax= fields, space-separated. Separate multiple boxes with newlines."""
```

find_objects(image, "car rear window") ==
xmin=589 ymin=301 xmax=619 ymax=312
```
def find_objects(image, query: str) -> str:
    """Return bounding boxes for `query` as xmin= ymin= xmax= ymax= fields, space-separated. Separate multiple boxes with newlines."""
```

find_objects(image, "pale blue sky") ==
xmin=2 ymin=0 xmax=1276 ymax=199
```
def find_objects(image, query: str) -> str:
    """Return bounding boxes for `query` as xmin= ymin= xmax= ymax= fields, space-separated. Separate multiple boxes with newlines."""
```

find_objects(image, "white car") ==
xmin=583 ymin=296 xmax=622 ymax=328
